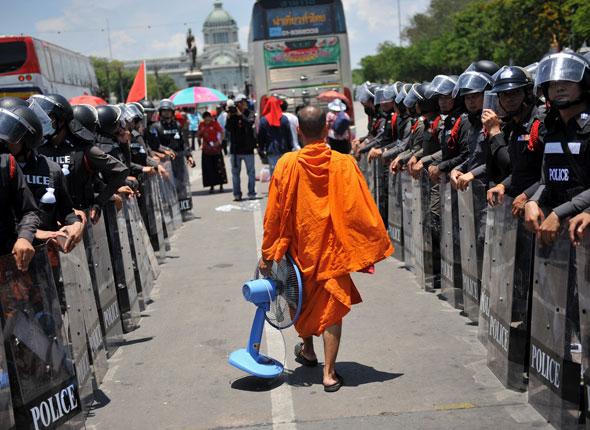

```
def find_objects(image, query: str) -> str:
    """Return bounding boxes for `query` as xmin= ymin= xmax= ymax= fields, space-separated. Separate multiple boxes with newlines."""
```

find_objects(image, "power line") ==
xmin=35 ymin=20 xmax=198 ymax=35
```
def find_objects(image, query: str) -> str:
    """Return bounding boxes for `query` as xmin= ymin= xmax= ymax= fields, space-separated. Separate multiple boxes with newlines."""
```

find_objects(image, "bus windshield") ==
xmin=0 ymin=41 xmax=27 ymax=74
xmin=251 ymin=0 xmax=347 ymax=41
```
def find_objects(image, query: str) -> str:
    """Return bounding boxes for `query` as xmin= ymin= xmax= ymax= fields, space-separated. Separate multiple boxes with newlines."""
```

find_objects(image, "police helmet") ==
xmin=30 ymin=94 xmax=74 ymax=125
xmin=425 ymin=75 xmax=458 ymax=99
xmin=158 ymin=98 xmax=175 ymax=112
xmin=125 ymin=103 xmax=144 ymax=122
xmin=0 ymin=97 xmax=28 ymax=110
xmin=0 ymin=106 xmax=43 ymax=151
xmin=73 ymin=104 xmax=99 ymax=134
xmin=138 ymin=99 xmax=156 ymax=112
xmin=467 ymin=60 xmax=500 ymax=76
xmin=452 ymin=71 xmax=494 ymax=98
xmin=96 ymin=105 xmax=123 ymax=137
xmin=491 ymin=66 xmax=533 ymax=94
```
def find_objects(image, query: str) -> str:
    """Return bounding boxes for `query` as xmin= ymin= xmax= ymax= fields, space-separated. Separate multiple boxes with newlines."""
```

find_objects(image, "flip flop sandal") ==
xmin=294 ymin=343 xmax=318 ymax=367
xmin=323 ymin=372 xmax=344 ymax=393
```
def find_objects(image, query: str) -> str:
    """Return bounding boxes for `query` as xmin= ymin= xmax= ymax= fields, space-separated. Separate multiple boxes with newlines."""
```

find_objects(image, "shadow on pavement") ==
xmin=112 ymin=336 xmax=155 ymax=347
xmin=88 ymin=389 xmax=111 ymax=412
xmin=231 ymin=375 xmax=285 ymax=392
xmin=288 ymin=362 xmax=403 ymax=388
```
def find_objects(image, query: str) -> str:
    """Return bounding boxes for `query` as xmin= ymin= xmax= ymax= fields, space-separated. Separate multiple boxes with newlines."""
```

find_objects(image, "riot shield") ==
xmin=172 ymin=156 xmax=193 ymax=213
xmin=457 ymin=180 xmax=487 ymax=321
xmin=376 ymin=158 xmax=389 ymax=226
xmin=528 ymin=230 xmax=581 ymax=428
xmin=477 ymin=207 xmax=497 ymax=346
xmin=139 ymin=174 xmax=166 ymax=261
xmin=440 ymin=175 xmax=463 ymax=308
xmin=486 ymin=197 xmax=535 ymax=391
xmin=127 ymin=196 xmax=160 ymax=282
xmin=104 ymin=200 xmax=141 ymax=333
xmin=124 ymin=197 xmax=157 ymax=309
xmin=359 ymin=152 xmax=370 ymax=185
xmin=157 ymin=172 xmax=175 ymax=247
xmin=388 ymin=171 xmax=404 ymax=261
xmin=0 ymin=316 xmax=15 ymax=430
xmin=411 ymin=176 xmax=425 ymax=287
xmin=577 ymin=235 xmax=590 ymax=428
xmin=368 ymin=158 xmax=377 ymax=202
xmin=58 ymin=244 xmax=107 ymax=413
xmin=84 ymin=214 xmax=123 ymax=358
xmin=401 ymin=171 xmax=415 ymax=272
xmin=162 ymin=159 xmax=183 ymax=229
xmin=0 ymin=246 xmax=82 ymax=429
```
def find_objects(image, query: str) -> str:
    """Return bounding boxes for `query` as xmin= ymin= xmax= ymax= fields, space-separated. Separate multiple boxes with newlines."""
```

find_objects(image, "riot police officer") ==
xmin=525 ymin=52 xmax=590 ymax=245
xmin=34 ymin=94 xmax=129 ymax=223
xmin=127 ymin=102 xmax=160 ymax=174
xmin=383 ymin=84 xmax=414 ymax=166
xmin=485 ymin=66 xmax=545 ymax=217
xmin=0 ymin=102 xmax=83 ymax=252
xmin=0 ymin=108 xmax=40 ymax=270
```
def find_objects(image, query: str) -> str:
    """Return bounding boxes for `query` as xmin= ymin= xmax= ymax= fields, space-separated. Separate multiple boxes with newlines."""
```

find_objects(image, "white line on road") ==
xmin=253 ymin=206 xmax=297 ymax=430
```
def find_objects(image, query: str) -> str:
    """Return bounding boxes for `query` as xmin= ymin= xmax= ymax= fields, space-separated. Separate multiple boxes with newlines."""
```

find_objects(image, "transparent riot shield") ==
xmin=157 ymin=172 xmax=175 ymax=247
xmin=486 ymin=197 xmax=535 ymax=391
xmin=0 ymin=316 xmax=15 ymax=430
xmin=388 ymin=171 xmax=404 ymax=261
xmin=377 ymin=158 xmax=389 ymax=226
xmin=401 ymin=171 xmax=415 ymax=272
xmin=368 ymin=158 xmax=377 ymax=202
xmin=440 ymin=175 xmax=463 ymax=308
xmin=528 ymin=230 xmax=581 ymax=428
xmin=104 ymin=200 xmax=141 ymax=333
xmin=84 ymin=214 xmax=123 ymax=358
xmin=0 ymin=246 xmax=82 ymax=429
xmin=140 ymin=174 xmax=166 ymax=261
xmin=172 ymin=156 xmax=193 ymax=213
xmin=124 ymin=197 xmax=157 ymax=309
xmin=127 ymin=196 xmax=160 ymax=282
xmin=478 ymin=207 xmax=497 ymax=346
xmin=359 ymin=152 xmax=370 ymax=185
xmin=577 ymin=235 xmax=590 ymax=428
xmin=58 ymin=244 xmax=107 ymax=413
xmin=411 ymin=176 xmax=425 ymax=287
xmin=162 ymin=159 xmax=183 ymax=229
xmin=457 ymin=180 xmax=487 ymax=321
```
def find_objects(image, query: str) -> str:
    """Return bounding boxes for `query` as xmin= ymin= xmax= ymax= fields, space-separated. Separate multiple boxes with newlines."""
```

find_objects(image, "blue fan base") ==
xmin=228 ymin=348 xmax=283 ymax=379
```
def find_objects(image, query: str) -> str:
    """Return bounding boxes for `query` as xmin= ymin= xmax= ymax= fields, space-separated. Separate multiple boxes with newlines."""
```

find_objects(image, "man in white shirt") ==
xmin=279 ymin=97 xmax=300 ymax=150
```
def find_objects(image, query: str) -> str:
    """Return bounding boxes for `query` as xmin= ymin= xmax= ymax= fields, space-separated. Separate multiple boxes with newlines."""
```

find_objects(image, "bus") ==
xmin=248 ymin=0 xmax=354 ymax=123
xmin=0 ymin=35 xmax=98 ymax=99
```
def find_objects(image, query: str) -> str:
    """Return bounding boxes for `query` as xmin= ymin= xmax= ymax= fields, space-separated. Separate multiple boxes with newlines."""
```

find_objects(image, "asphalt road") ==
xmin=85 ymin=105 xmax=551 ymax=430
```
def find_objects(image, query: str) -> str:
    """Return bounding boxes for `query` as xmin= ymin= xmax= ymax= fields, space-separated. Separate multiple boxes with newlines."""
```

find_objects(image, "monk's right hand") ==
xmin=258 ymin=258 xmax=273 ymax=277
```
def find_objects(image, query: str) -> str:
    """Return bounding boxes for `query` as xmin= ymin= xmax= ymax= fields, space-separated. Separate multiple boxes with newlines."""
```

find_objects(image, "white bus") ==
xmin=0 ymin=35 xmax=98 ymax=99
xmin=248 ymin=0 xmax=354 ymax=123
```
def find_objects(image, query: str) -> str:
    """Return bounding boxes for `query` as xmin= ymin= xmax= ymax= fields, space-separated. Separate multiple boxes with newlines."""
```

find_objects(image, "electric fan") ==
xmin=228 ymin=253 xmax=303 ymax=378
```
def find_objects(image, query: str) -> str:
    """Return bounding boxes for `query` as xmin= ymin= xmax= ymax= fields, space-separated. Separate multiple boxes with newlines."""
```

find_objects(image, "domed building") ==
xmin=200 ymin=1 xmax=249 ymax=95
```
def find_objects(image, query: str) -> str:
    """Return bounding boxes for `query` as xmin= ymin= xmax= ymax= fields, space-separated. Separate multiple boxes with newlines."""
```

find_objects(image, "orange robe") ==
xmin=261 ymin=143 xmax=393 ymax=338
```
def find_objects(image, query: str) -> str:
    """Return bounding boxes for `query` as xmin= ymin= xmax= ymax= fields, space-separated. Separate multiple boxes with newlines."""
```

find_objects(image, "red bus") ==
xmin=0 ymin=35 xmax=98 ymax=99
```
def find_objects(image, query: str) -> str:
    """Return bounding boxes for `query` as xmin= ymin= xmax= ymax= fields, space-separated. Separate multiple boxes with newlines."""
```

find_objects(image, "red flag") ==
xmin=126 ymin=61 xmax=146 ymax=103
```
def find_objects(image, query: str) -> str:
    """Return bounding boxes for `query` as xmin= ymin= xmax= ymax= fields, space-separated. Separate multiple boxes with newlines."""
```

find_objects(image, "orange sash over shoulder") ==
xmin=261 ymin=143 xmax=393 ymax=337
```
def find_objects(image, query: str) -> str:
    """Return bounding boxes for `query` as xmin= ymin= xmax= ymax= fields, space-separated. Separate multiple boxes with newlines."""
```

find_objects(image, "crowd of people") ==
xmin=353 ymin=51 xmax=590 ymax=426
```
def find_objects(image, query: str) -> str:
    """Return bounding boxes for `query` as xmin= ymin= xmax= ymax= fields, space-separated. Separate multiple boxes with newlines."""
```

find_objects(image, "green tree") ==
xmin=147 ymin=74 xmax=178 ymax=101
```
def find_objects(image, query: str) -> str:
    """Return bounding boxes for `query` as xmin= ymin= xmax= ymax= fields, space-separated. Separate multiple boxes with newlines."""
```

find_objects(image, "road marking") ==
xmin=253 ymin=205 xmax=297 ymax=430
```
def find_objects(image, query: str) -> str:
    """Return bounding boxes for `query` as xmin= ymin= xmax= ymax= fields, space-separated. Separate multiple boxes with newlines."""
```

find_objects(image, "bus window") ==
xmin=0 ymin=41 xmax=27 ymax=74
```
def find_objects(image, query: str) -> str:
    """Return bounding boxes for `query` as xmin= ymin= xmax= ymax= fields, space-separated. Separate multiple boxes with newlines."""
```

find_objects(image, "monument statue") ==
xmin=186 ymin=28 xmax=198 ymax=71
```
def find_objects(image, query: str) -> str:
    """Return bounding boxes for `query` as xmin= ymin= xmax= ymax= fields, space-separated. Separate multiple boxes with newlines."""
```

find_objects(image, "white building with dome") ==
xmin=200 ymin=1 xmax=249 ymax=95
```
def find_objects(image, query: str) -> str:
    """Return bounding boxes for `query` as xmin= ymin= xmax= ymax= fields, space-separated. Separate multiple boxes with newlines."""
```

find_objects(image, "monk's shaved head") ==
xmin=297 ymin=106 xmax=327 ymax=143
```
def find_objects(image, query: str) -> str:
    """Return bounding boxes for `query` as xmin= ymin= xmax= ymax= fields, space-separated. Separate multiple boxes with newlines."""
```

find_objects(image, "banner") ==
xmin=263 ymin=37 xmax=340 ymax=69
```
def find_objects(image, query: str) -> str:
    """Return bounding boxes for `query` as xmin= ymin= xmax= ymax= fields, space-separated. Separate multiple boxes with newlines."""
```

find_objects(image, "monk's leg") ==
xmin=322 ymin=322 xmax=342 ymax=385
xmin=300 ymin=336 xmax=316 ymax=361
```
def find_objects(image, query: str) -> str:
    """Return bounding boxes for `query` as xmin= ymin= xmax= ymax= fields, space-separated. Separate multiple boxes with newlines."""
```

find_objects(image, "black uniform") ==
xmin=454 ymin=113 xmax=488 ymax=178
xmin=531 ymin=108 xmax=590 ymax=218
xmin=430 ymin=109 xmax=468 ymax=173
xmin=20 ymin=153 xmax=79 ymax=231
xmin=0 ymin=154 xmax=40 ymax=255
xmin=130 ymin=129 xmax=158 ymax=168
xmin=495 ymin=106 xmax=546 ymax=198
xmin=382 ymin=113 xmax=413 ymax=161
xmin=96 ymin=134 xmax=143 ymax=178
xmin=38 ymin=135 xmax=129 ymax=210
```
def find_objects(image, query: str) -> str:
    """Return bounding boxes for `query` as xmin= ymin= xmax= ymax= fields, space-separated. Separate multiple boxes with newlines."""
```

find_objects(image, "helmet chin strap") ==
xmin=552 ymin=97 xmax=585 ymax=110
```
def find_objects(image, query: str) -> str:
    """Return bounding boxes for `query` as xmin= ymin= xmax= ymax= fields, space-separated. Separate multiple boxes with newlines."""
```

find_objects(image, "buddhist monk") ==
xmin=259 ymin=106 xmax=393 ymax=392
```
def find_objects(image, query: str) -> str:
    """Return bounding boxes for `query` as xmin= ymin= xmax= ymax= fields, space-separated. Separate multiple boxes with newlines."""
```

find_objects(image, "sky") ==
xmin=3 ymin=0 xmax=431 ymax=68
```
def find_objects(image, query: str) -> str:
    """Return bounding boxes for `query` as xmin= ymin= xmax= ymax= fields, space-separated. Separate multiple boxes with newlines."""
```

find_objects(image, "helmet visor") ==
xmin=373 ymin=88 xmax=385 ymax=105
xmin=0 ymin=108 xmax=36 ymax=144
xmin=126 ymin=103 xmax=143 ymax=120
xmin=403 ymin=84 xmax=423 ymax=108
xmin=425 ymin=75 xmax=457 ymax=98
xmin=28 ymin=99 xmax=55 ymax=136
xmin=452 ymin=72 xmax=493 ymax=98
xmin=356 ymin=84 xmax=374 ymax=103
xmin=395 ymin=87 xmax=408 ymax=105
xmin=535 ymin=53 xmax=588 ymax=87
xmin=29 ymin=95 xmax=60 ymax=117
